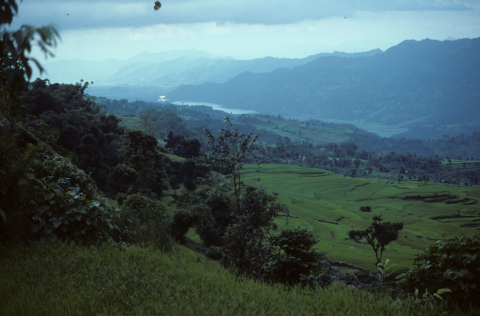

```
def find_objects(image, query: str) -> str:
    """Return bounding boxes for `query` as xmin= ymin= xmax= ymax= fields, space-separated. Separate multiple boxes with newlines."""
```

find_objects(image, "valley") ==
xmin=2 ymin=2 xmax=480 ymax=313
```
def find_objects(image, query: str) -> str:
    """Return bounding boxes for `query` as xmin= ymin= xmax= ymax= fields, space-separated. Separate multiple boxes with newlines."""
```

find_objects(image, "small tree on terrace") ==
xmin=348 ymin=215 xmax=403 ymax=271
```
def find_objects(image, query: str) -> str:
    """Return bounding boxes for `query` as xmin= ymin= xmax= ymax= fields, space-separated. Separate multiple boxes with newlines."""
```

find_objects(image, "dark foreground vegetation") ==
xmin=1 ymin=2 xmax=480 ymax=314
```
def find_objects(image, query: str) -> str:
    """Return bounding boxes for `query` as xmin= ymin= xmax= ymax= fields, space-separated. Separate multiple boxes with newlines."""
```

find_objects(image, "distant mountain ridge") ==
xmin=36 ymin=49 xmax=382 ymax=90
xmin=167 ymin=38 xmax=480 ymax=127
xmin=36 ymin=49 xmax=223 ymax=85
xmin=95 ymin=49 xmax=382 ymax=89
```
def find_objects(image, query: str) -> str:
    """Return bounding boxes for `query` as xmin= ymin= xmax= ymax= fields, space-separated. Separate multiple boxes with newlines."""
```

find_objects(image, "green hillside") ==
xmin=4 ymin=242 xmax=478 ymax=316
xmin=242 ymin=164 xmax=480 ymax=272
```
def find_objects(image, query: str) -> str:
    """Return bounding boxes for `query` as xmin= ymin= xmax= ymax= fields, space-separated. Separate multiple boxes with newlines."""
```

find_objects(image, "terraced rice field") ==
xmin=242 ymin=164 xmax=480 ymax=273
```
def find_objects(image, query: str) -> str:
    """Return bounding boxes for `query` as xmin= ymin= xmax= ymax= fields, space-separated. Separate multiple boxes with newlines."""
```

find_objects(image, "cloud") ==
xmin=11 ymin=0 xmax=477 ymax=31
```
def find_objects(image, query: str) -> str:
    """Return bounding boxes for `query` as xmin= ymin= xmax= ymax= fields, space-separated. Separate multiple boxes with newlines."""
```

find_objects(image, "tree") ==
xmin=1 ymin=0 xmax=60 ymax=88
xmin=204 ymin=117 xmax=259 ymax=211
xmin=170 ymin=119 xmax=289 ymax=276
xmin=359 ymin=206 xmax=372 ymax=212
xmin=139 ymin=108 xmax=156 ymax=133
xmin=348 ymin=215 xmax=403 ymax=270
xmin=1 ymin=0 xmax=59 ymax=230
xmin=263 ymin=225 xmax=330 ymax=286
xmin=120 ymin=130 xmax=165 ymax=197
xmin=398 ymin=233 xmax=480 ymax=308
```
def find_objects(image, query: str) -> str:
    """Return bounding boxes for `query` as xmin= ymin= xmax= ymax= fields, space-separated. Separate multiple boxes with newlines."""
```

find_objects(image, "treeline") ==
xmin=92 ymin=95 xmax=479 ymax=185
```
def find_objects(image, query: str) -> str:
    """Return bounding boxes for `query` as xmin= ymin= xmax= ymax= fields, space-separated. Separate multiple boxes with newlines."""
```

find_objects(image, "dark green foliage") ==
xmin=348 ymin=215 xmax=403 ymax=268
xmin=397 ymin=233 xmax=480 ymax=308
xmin=201 ymin=119 xmax=293 ymax=275
xmin=165 ymin=131 xmax=202 ymax=158
xmin=117 ymin=193 xmax=171 ymax=250
xmin=204 ymin=117 xmax=259 ymax=210
xmin=173 ymin=187 xmax=288 ymax=276
xmin=0 ymin=0 xmax=59 ymax=86
xmin=195 ymin=190 xmax=234 ymax=249
xmin=170 ymin=209 xmax=198 ymax=243
xmin=120 ymin=129 xmax=165 ymax=197
xmin=24 ymin=79 xmax=125 ymax=193
xmin=220 ymin=186 xmax=287 ymax=274
xmin=20 ymin=155 xmax=120 ymax=243
xmin=359 ymin=205 xmax=372 ymax=212
xmin=184 ymin=179 xmax=197 ymax=191
xmin=263 ymin=225 xmax=331 ymax=286
xmin=111 ymin=163 xmax=139 ymax=193
xmin=164 ymin=158 xmax=209 ymax=192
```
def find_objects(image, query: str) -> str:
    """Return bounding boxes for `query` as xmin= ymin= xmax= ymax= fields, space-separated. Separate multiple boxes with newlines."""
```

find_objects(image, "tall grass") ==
xmin=1 ymin=242 xmax=478 ymax=315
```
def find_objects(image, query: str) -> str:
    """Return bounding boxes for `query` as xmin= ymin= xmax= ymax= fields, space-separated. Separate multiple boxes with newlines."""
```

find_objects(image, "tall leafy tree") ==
xmin=204 ymin=117 xmax=259 ymax=211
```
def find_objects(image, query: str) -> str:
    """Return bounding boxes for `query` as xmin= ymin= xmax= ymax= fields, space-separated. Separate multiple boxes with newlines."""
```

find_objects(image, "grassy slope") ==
xmin=2 ymin=242 xmax=478 ymax=316
xmin=242 ymin=164 xmax=480 ymax=272
xmin=239 ymin=115 xmax=354 ymax=145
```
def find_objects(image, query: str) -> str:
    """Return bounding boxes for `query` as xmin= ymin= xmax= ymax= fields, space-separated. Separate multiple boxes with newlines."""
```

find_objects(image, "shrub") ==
xmin=184 ymin=178 xmax=197 ymax=192
xmin=118 ymin=193 xmax=172 ymax=251
xmin=263 ymin=225 xmax=331 ymax=286
xmin=359 ymin=206 xmax=372 ymax=212
xmin=20 ymin=155 xmax=120 ymax=243
xmin=170 ymin=208 xmax=198 ymax=243
xmin=397 ymin=233 xmax=480 ymax=308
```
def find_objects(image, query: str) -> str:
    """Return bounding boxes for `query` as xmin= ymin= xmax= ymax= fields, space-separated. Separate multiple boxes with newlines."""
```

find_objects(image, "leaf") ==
xmin=437 ymin=288 xmax=451 ymax=295
xmin=0 ymin=208 xmax=5 ymax=225
xmin=26 ymin=173 xmax=35 ymax=180
xmin=44 ymin=192 xmax=55 ymax=200
xmin=32 ymin=178 xmax=45 ymax=189
xmin=32 ymin=223 xmax=43 ymax=233
xmin=433 ymin=293 xmax=443 ymax=300
xmin=18 ymin=178 xmax=28 ymax=185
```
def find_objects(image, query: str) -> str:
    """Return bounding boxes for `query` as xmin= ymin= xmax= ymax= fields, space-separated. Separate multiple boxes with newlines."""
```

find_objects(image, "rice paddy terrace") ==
xmin=242 ymin=164 xmax=480 ymax=273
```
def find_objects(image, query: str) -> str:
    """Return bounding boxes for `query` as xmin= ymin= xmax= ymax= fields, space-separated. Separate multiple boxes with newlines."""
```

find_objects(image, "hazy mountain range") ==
xmin=38 ymin=48 xmax=382 ymax=100
xmin=38 ymin=37 xmax=480 ymax=139
xmin=168 ymin=38 xmax=480 ymax=131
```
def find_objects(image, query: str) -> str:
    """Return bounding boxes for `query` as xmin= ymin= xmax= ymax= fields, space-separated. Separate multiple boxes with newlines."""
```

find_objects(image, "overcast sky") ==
xmin=11 ymin=0 xmax=480 ymax=62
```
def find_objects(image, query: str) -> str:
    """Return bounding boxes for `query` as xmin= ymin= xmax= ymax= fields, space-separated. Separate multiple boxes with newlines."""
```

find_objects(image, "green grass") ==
xmin=2 ymin=242 xmax=478 ymax=316
xmin=118 ymin=116 xmax=143 ymax=131
xmin=164 ymin=153 xmax=186 ymax=162
xmin=248 ymin=115 xmax=353 ymax=144
xmin=242 ymin=164 xmax=480 ymax=273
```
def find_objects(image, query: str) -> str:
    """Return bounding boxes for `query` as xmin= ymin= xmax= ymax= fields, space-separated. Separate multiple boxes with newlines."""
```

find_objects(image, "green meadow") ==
xmin=242 ymin=164 xmax=480 ymax=273
xmin=2 ymin=242 xmax=478 ymax=316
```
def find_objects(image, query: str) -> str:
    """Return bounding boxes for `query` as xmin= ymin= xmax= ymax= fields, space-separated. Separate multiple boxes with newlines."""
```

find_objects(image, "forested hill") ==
xmin=168 ymin=37 xmax=480 ymax=127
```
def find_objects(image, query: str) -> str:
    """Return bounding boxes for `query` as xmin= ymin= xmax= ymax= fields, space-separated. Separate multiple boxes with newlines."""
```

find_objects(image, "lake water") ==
xmin=172 ymin=101 xmax=256 ymax=115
